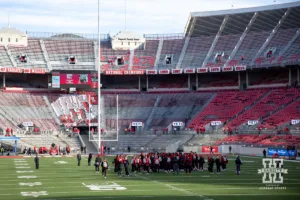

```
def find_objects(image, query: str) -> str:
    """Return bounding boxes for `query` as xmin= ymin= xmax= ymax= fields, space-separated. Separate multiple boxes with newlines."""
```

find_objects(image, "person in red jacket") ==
xmin=145 ymin=156 xmax=151 ymax=173
xmin=137 ymin=156 xmax=142 ymax=173
xmin=154 ymin=156 xmax=160 ymax=173
xmin=221 ymin=155 xmax=228 ymax=171
xmin=184 ymin=154 xmax=192 ymax=174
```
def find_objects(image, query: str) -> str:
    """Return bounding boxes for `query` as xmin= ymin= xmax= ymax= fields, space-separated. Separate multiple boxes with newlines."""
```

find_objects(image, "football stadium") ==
xmin=0 ymin=0 xmax=300 ymax=199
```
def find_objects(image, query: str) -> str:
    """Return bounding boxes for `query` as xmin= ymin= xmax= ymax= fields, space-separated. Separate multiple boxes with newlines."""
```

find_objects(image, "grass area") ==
xmin=0 ymin=155 xmax=299 ymax=200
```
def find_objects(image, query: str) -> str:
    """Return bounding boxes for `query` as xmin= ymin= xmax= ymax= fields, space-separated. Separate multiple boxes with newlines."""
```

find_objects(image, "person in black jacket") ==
xmin=95 ymin=155 xmax=102 ymax=173
xmin=88 ymin=153 xmax=92 ymax=166
xmin=113 ymin=155 xmax=119 ymax=173
xmin=117 ymin=155 xmax=124 ymax=176
xmin=77 ymin=152 xmax=81 ymax=166
xmin=172 ymin=154 xmax=179 ymax=174
xmin=208 ymin=156 xmax=214 ymax=174
xmin=235 ymin=155 xmax=242 ymax=175
xmin=34 ymin=154 xmax=39 ymax=169
xmin=124 ymin=156 xmax=130 ymax=176
xmin=199 ymin=155 xmax=205 ymax=171
xmin=215 ymin=156 xmax=221 ymax=174
xmin=263 ymin=149 xmax=266 ymax=158
xmin=184 ymin=155 xmax=192 ymax=174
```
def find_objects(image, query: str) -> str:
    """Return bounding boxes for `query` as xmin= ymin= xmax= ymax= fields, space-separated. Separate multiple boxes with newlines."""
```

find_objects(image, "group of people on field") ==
xmin=109 ymin=152 xmax=236 ymax=176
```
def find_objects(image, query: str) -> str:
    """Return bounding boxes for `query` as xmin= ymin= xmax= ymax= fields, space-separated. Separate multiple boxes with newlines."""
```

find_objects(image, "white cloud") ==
xmin=0 ymin=0 xmax=298 ymax=35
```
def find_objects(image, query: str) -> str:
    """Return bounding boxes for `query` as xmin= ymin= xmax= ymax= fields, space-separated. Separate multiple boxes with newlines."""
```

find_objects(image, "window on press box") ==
xmin=117 ymin=57 xmax=124 ymax=65
xmin=166 ymin=56 xmax=172 ymax=64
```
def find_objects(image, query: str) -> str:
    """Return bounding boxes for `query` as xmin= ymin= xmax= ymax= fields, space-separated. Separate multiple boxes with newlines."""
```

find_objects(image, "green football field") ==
xmin=0 ymin=155 xmax=299 ymax=200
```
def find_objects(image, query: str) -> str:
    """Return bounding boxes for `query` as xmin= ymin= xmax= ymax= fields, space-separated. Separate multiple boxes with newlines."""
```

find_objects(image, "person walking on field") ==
xmin=101 ymin=158 xmax=109 ymax=178
xmin=95 ymin=155 xmax=102 ymax=173
xmin=235 ymin=155 xmax=242 ymax=175
xmin=88 ymin=153 xmax=93 ymax=166
xmin=77 ymin=151 xmax=81 ymax=166
xmin=210 ymin=146 xmax=214 ymax=154
xmin=263 ymin=149 xmax=266 ymax=158
xmin=34 ymin=154 xmax=39 ymax=169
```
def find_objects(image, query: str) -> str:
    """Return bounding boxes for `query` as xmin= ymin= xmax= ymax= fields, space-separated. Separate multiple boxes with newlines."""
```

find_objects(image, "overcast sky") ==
xmin=0 ymin=0 xmax=299 ymax=36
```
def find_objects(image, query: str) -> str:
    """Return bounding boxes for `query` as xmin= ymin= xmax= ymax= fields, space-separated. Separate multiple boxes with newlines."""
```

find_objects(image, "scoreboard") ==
xmin=51 ymin=73 xmax=98 ymax=89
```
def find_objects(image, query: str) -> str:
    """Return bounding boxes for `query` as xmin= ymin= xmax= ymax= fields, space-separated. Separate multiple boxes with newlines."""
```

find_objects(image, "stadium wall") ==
xmin=183 ymin=144 xmax=265 ymax=156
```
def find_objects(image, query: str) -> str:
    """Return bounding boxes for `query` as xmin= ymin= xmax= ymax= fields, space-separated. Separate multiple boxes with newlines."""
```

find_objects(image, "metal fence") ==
xmin=144 ymin=33 xmax=184 ymax=40
xmin=27 ymin=31 xmax=110 ymax=41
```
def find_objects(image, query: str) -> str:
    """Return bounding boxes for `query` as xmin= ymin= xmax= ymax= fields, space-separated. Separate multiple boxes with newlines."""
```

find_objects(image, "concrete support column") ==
xmin=297 ymin=67 xmax=300 ymax=86
xmin=3 ymin=74 xmax=5 ymax=88
xmin=146 ymin=75 xmax=149 ymax=90
xmin=238 ymin=72 xmax=241 ymax=87
xmin=188 ymin=74 xmax=190 ymax=89
xmin=196 ymin=74 xmax=198 ymax=89
xmin=246 ymin=71 xmax=249 ymax=87
xmin=138 ymin=76 xmax=141 ymax=91
xmin=289 ymin=67 xmax=292 ymax=86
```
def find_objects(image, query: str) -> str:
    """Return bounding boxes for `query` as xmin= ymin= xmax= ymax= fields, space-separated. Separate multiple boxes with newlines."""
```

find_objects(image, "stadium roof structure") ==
xmin=184 ymin=1 xmax=300 ymax=37
xmin=50 ymin=33 xmax=84 ymax=39
xmin=0 ymin=27 xmax=26 ymax=36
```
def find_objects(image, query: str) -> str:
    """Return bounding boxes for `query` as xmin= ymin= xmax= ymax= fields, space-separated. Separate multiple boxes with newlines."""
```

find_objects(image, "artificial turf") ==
xmin=0 ymin=155 xmax=299 ymax=200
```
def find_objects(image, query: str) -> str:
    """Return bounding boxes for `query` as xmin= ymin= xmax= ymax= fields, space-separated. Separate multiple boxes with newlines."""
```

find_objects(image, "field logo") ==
xmin=83 ymin=182 xmax=126 ymax=191
xmin=258 ymin=159 xmax=288 ymax=183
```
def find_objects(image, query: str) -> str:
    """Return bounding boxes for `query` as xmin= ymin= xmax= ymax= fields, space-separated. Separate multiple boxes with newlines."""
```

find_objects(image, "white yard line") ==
xmin=136 ymin=174 xmax=207 ymax=198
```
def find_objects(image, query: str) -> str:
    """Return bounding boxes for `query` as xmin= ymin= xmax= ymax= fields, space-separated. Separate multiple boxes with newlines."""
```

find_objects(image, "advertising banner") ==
xmin=172 ymin=122 xmax=183 ymax=126
xmin=52 ymin=73 xmax=60 ymax=88
xmin=59 ymin=74 xmax=98 ymax=88
xmin=159 ymin=69 xmax=170 ymax=74
xmin=211 ymin=121 xmax=222 ymax=126
xmin=131 ymin=122 xmax=143 ymax=126
xmin=222 ymin=66 xmax=234 ymax=72
xmin=209 ymin=67 xmax=221 ymax=73
xmin=197 ymin=68 xmax=208 ymax=73
xmin=146 ymin=70 xmax=157 ymax=75
xmin=248 ymin=120 xmax=259 ymax=126
xmin=291 ymin=119 xmax=300 ymax=125
xmin=184 ymin=69 xmax=195 ymax=74
xmin=22 ymin=122 xmax=34 ymax=127
xmin=171 ymin=69 xmax=183 ymax=74
xmin=24 ymin=68 xmax=46 ymax=74
xmin=202 ymin=146 xmax=219 ymax=153
xmin=235 ymin=65 xmax=246 ymax=71
xmin=268 ymin=148 xmax=297 ymax=157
